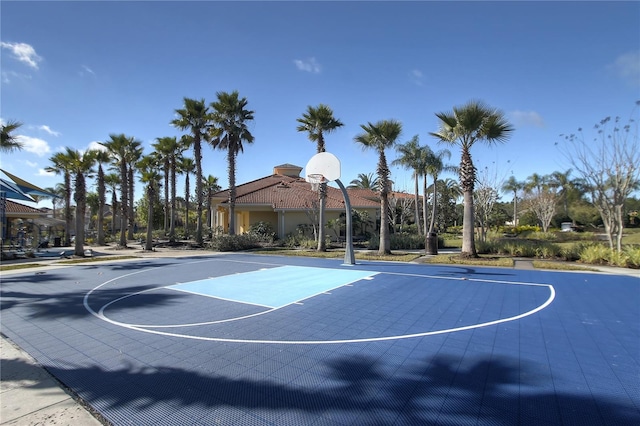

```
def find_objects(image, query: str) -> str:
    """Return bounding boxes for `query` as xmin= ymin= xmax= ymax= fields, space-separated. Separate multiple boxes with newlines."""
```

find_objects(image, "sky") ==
xmin=1 ymin=0 xmax=639 ymax=209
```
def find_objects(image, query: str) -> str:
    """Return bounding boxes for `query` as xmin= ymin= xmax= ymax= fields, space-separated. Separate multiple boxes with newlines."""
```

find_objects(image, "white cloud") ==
xmin=409 ymin=69 xmax=424 ymax=86
xmin=25 ymin=160 xmax=38 ymax=167
xmin=37 ymin=168 xmax=54 ymax=177
xmin=607 ymin=50 xmax=640 ymax=87
xmin=87 ymin=141 xmax=107 ymax=152
xmin=1 ymin=41 xmax=42 ymax=69
xmin=38 ymin=125 xmax=61 ymax=137
xmin=16 ymin=135 xmax=51 ymax=157
xmin=79 ymin=64 xmax=95 ymax=77
xmin=509 ymin=110 xmax=545 ymax=128
xmin=1 ymin=70 xmax=32 ymax=84
xmin=294 ymin=57 xmax=321 ymax=74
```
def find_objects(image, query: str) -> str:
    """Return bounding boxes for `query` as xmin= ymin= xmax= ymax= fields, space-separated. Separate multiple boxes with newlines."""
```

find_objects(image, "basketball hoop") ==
xmin=307 ymin=173 xmax=325 ymax=192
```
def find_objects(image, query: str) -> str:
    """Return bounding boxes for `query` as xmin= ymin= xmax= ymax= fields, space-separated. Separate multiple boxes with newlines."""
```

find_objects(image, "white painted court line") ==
xmin=85 ymin=261 xmax=557 ymax=344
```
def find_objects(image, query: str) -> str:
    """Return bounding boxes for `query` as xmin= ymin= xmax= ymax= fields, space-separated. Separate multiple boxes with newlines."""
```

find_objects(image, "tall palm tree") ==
xmin=178 ymin=156 xmax=196 ymax=239
xmin=138 ymin=154 xmax=162 ymax=251
xmin=126 ymin=141 xmax=143 ymax=239
xmin=100 ymin=134 xmax=138 ymax=247
xmin=296 ymin=104 xmax=343 ymax=251
xmin=210 ymin=91 xmax=255 ymax=236
xmin=104 ymin=173 xmax=120 ymax=237
xmin=354 ymin=119 xmax=403 ymax=255
xmin=392 ymin=135 xmax=425 ymax=235
xmin=171 ymin=98 xmax=211 ymax=245
xmin=93 ymin=150 xmax=111 ymax=245
xmin=46 ymin=149 xmax=75 ymax=246
xmin=501 ymin=175 xmax=523 ymax=227
xmin=430 ymin=100 xmax=513 ymax=257
xmin=348 ymin=173 xmax=379 ymax=189
xmin=202 ymin=174 xmax=221 ymax=231
xmin=0 ymin=120 xmax=23 ymax=153
xmin=67 ymin=149 xmax=96 ymax=256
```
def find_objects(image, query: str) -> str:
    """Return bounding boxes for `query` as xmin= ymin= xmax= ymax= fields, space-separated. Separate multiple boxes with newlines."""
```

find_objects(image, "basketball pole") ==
xmin=335 ymin=178 xmax=355 ymax=265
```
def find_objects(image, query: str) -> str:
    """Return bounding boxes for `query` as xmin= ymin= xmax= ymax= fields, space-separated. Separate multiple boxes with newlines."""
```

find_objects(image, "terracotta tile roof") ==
xmin=213 ymin=174 xmax=379 ymax=210
xmin=3 ymin=199 xmax=46 ymax=215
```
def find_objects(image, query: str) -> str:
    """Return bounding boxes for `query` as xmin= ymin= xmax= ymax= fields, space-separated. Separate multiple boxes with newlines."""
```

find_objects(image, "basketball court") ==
xmin=1 ymin=253 xmax=638 ymax=425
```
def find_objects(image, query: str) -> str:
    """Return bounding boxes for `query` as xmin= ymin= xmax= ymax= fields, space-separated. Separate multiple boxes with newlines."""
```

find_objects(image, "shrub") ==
xmin=623 ymin=246 xmax=640 ymax=268
xmin=367 ymin=233 xmax=444 ymax=250
xmin=579 ymin=244 xmax=610 ymax=265
xmin=208 ymin=234 xmax=260 ymax=251
xmin=248 ymin=221 xmax=277 ymax=243
xmin=283 ymin=233 xmax=317 ymax=249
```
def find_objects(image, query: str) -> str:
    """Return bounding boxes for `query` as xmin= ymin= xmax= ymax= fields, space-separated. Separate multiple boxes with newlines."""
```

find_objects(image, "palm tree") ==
xmin=210 ymin=91 xmax=255 ymax=236
xmin=93 ymin=149 xmax=111 ymax=245
xmin=46 ymin=149 xmax=75 ymax=246
xmin=354 ymin=119 xmax=403 ymax=255
xmin=104 ymin=173 xmax=120 ymax=237
xmin=0 ymin=120 xmax=23 ymax=153
xmin=101 ymin=134 xmax=138 ymax=247
xmin=171 ymin=98 xmax=211 ymax=245
xmin=426 ymin=148 xmax=455 ymax=235
xmin=153 ymin=137 xmax=180 ymax=234
xmin=393 ymin=135 xmax=425 ymax=235
xmin=430 ymin=100 xmax=513 ymax=257
xmin=178 ymin=156 xmax=195 ymax=238
xmin=348 ymin=173 xmax=379 ymax=190
xmin=138 ymin=154 xmax=162 ymax=251
xmin=501 ymin=175 xmax=523 ymax=227
xmin=67 ymin=149 xmax=96 ymax=256
xmin=126 ymin=141 xmax=143 ymax=239
xmin=296 ymin=104 xmax=343 ymax=251
xmin=202 ymin=174 xmax=221 ymax=232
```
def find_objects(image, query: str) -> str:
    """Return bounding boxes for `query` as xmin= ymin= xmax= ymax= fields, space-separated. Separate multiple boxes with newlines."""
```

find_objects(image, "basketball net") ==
xmin=307 ymin=173 xmax=326 ymax=192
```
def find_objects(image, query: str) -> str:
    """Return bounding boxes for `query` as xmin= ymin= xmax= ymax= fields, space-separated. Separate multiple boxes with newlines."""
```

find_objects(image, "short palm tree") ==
xmin=93 ymin=149 xmax=111 ymax=245
xmin=138 ymin=154 xmax=163 ymax=251
xmin=392 ymin=135 xmax=425 ymax=235
xmin=46 ymin=149 xmax=74 ymax=246
xmin=203 ymin=174 xmax=221 ymax=231
xmin=171 ymin=98 xmax=211 ymax=245
xmin=501 ymin=175 xmax=523 ymax=227
xmin=104 ymin=173 xmax=120 ymax=237
xmin=210 ymin=91 xmax=255 ymax=236
xmin=67 ymin=149 xmax=96 ymax=256
xmin=296 ymin=104 xmax=344 ymax=251
xmin=178 ymin=156 xmax=196 ymax=238
xmin=354 ymin=119 xmax=403 ymax=255
xmin=348 ymin=173 xmax=379 ymax=190
xmin=0 ymin=120 xmax=24 ymax=153
xmin=101 ymin=134 xmax=139 ymax=247
xmin=426 ymin=148 xmax=455 ymax=235
xmin=430 ymin=100 xmax=513 ymax=257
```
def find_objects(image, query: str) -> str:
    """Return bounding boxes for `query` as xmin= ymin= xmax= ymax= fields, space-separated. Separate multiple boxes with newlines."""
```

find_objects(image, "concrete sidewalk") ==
xmin=0 ymin=336 xmax=104 ymax=425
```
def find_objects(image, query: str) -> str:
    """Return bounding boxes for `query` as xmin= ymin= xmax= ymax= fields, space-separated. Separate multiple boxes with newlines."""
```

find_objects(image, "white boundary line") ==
xmin=84 ymin=259 xmax=556 ymax=345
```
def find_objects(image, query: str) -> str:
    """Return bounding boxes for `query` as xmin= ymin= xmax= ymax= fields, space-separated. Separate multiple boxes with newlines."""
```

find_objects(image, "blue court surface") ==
xmin=1 ymin=253 xmax=638 ymax=425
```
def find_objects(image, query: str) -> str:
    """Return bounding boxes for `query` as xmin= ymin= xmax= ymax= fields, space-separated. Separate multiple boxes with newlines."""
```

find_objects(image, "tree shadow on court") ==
xmin=434 ymin=266 xmax=517 ymax=278
xmin=13 ymin=352 xmax=637 ymax=425
xmin=0 ymin=284 xmax=186 ymax=319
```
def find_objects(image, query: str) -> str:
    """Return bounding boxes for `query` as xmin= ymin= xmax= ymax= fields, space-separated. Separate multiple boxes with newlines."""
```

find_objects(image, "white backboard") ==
xmin=305 ymin=152 xmax=341 ymax=182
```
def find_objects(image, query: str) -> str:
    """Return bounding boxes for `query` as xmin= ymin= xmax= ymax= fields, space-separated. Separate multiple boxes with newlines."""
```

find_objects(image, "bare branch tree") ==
xmin=559 ymin=102 xmax=640 ymax=250
xmin=522 ymin=175 xmax=559 ymax=233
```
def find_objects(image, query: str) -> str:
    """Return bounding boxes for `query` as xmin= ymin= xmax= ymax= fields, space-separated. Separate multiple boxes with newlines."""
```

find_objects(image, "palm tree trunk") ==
xmin=429 ymin=176 xmax=438 ymax=234
xmin=513 ymin=191 xmax=518 ymax=227
xmin=185 ymin=175 xmax=190 ymax=239
xmin=379 ymin=192 xmax=391 ymax=254
xmin=119 ymin=162 xmax=128 ymax=247
xmin=64 ymin=173 xmax=72 ymax=246
xmin=97 ymin=168 xmax=105 ymax=245
xmin=74 ymin=174 xmax=86 ymax=257
xmin=163 ymin=164 xmax=169 ymax=234
xmin=422 ymin=173 xmax=429 ymax=236
xmin=414 ymin=173 xmax=421 ymax=235
xmin=169 ymin=163 xmax=177 ymax=241
xmin=194 ymin=139 xmax=203 ymax=245
xmin=145 ymin=185 xmax=154 ymax=251
xmin=228 ymin=149 xmax=237 ymax=236
xmin=462 ymin=190 xmax=477 ymax=257
xmin=127 ymin=166 xmax=135 ymax=240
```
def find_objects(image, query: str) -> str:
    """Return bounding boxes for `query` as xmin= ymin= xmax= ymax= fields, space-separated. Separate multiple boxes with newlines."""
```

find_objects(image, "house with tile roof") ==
xmin=211 ymin=164 xmax=382 ymax=240
xmin=1 ymin=199 xmax=65 ymax=248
